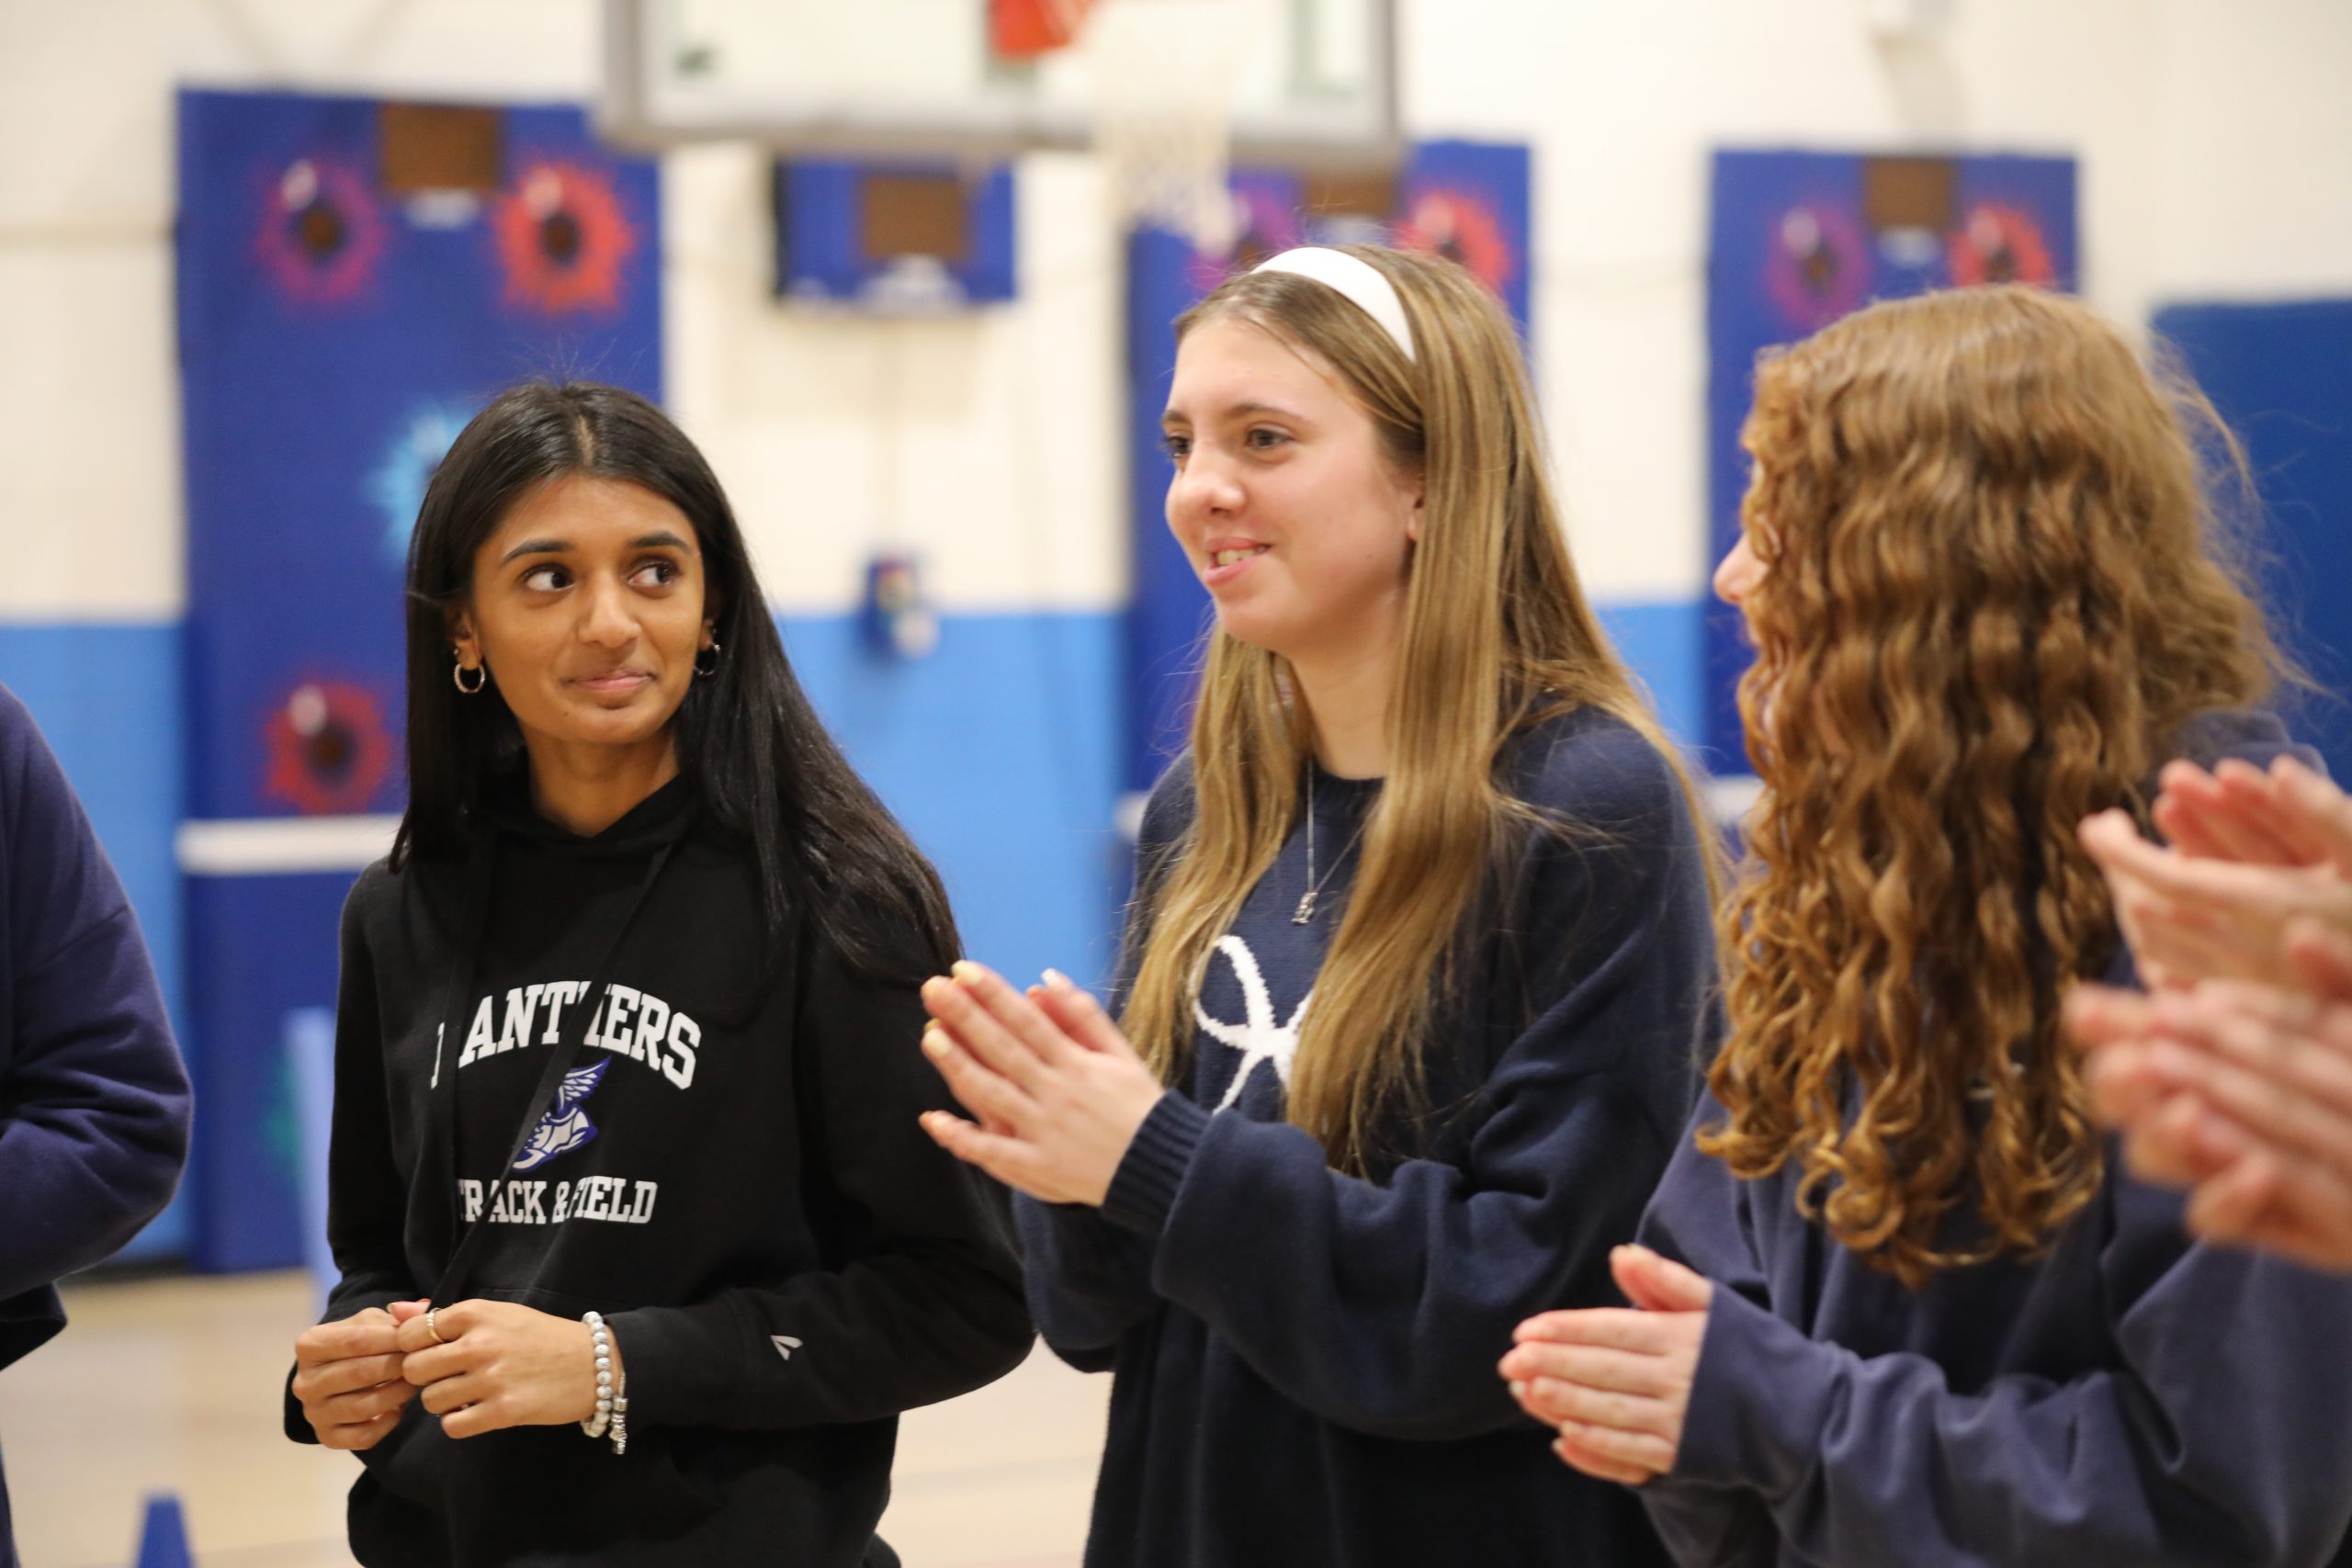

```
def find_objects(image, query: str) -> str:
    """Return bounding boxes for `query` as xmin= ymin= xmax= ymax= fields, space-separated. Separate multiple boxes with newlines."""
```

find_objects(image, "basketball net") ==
xmin=1057 ymin=0 xmax=1266 ymax=254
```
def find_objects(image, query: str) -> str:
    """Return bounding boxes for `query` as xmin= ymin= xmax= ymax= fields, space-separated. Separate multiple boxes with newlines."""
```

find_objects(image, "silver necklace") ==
xmin=1294 ymin=770 xmax=1371 ymax=925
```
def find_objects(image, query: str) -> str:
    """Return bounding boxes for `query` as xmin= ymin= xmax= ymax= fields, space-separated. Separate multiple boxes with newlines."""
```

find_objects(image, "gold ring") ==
xmin=424 ymin=1307 xmax=446 ymax=1345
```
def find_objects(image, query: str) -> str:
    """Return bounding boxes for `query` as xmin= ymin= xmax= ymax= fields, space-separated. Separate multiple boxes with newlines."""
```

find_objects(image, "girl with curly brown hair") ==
xmin=1500 ymin=286 xmax=2352 ymax=1567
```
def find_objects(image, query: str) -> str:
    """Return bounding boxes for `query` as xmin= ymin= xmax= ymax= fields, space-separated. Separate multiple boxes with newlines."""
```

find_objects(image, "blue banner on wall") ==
xmin=176 ymin=88 xmax=661 ymax=1269
xmin=1702 ymin=149 xmax=2078 ymax=770
xmin=2154 ymin=299 xmax=2352 ymax=782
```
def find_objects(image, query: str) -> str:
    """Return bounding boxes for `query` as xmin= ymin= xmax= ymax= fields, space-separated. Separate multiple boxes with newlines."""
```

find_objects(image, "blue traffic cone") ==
xmin=133 ymin=1493 xmax=192 ymax=1568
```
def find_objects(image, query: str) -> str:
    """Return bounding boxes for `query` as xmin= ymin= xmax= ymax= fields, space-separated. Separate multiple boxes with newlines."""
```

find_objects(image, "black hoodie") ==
xmin=288 ymin=773 xmax=1034 ymax=1566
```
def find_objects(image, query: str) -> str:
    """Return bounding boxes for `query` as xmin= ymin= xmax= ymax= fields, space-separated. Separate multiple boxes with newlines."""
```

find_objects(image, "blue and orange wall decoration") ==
xmin=175 ymin=87 xmax=662 ymax=1269
xmin=1703 ymin=150 xmax=2078 ymax=772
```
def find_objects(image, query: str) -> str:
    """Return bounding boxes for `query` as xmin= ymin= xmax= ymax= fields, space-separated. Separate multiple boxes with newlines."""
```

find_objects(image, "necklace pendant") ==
xmin=1292 ymin=890 xmax=1317 ymax=925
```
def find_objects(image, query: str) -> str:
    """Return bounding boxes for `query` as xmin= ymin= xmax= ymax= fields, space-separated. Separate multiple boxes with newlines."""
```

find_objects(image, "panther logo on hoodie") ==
xmin=514 ymin=1057 xmax=611 ymax=1171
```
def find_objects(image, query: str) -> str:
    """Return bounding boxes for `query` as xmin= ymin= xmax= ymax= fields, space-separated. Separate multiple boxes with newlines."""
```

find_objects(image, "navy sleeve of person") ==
xmin=1637 ymin=1086 xmax=2352 ymax=1568
xmin=0 ymin=685 xmax=190 ymax=1331
xmin=0 ymin=685 xmax=191 ymax=1567
xmin=1011 ymin=764 xmax=1194 ymax=1371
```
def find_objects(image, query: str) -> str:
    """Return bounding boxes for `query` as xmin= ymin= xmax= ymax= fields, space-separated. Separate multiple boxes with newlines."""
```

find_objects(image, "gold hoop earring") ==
xmin=453 ymin=654 xmax=486 ymax=695
xmin=694 ymin=640 xmax=720 ymax=679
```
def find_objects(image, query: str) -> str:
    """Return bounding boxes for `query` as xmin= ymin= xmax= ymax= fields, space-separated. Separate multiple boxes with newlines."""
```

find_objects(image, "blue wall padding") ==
xmin=177 ymin=88 xmax=662 ymax=1269
xmin=781 ymin=609 xmax=1127 ymax=991
xmin=0 ymin=624 xmax=189 ymax=1261
xmin=185 ymin=872 xmax=359 ymax=1271
xmin=1595 ymin=600 xmax=1707 ymax=759
xmin=1703 ymin=150 xmax=2078 ymax=769
xmin=286 ymin=1006 xmax=339 ymax=1310
xmin=2154 ymin=299 xmax=2352 ymax=781
xmin=1125 ymin=224 xmax=1217 ymax=797
xmin=177 ymin=87 xmax=663 ymax=822
xmin=1401 ymin=140 xmax=1533 ymax=344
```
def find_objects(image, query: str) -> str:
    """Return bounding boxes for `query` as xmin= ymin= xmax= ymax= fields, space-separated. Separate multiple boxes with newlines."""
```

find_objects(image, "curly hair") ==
xmin=1702 ymin=286 xmax=2279 ymax=1284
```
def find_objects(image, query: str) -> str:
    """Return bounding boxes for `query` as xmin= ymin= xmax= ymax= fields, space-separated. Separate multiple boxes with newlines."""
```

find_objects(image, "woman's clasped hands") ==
xmin=293 ymin=1299 xmax=616 ymax=1447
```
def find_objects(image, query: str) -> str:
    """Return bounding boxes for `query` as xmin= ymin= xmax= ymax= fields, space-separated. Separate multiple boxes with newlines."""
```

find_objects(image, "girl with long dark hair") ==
xmin=284 ymin=382 xmax=1031 ymax=1567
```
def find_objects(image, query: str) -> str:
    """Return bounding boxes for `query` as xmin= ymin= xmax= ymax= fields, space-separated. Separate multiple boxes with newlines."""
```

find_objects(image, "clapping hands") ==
xmin=2072 ymin=755 xmax=2352 ymax=1270
xmin=1500 ymin=1246 xmax=1713 ymax=1486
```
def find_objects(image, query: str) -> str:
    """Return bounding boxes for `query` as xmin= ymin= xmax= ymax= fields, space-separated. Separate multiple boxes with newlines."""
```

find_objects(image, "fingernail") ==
xmin=1043 ymin=967 xmax=1071 ymax=989
xmin=952 ymin=960 xmax=986 ymax=985
xmin=1509 ymin=1380 xmax=1527 ymax=1401
xmin=922 ymin=1032 xmax=948 ymax=1059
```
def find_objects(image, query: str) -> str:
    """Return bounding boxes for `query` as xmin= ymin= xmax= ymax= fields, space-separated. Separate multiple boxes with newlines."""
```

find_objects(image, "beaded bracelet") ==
xmin=580 ymin=1311 xmax=628 ymax=1453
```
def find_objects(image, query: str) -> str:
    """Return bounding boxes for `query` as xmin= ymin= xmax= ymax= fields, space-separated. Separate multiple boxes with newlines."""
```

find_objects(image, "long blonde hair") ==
xmin=1701 ymin=287 xmax=2281 ymax=1283
xmin=1123 ymin=245 xmax=1713 ymax=1172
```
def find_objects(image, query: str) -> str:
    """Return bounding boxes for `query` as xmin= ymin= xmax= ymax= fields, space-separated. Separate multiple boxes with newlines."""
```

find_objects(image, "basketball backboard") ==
xmin=599 ymin=0 xmax=1399 ymax=168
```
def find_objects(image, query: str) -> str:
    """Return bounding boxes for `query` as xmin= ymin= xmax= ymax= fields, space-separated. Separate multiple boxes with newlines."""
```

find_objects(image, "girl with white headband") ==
xmin=917 ymin=243 xmax=1720 ymax=1566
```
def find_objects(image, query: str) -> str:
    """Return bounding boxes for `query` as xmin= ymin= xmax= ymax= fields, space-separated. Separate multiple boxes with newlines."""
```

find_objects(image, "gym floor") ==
xmin=0 ymin=1271 xmax=1106 ymax=1567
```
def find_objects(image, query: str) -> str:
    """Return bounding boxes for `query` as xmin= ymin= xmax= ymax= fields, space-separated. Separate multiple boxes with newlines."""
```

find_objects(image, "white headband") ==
xmin=1251 ymin=247 xmax=1417 ymax=363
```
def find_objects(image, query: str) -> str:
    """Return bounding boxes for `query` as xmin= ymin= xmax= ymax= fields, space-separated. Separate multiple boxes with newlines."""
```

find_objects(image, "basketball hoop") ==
xmin=604 ymin=1 xmax=1399 ymax=207
xmin=994 ymin=0 xmax=1099 ymax=57
xmin=1068 ymin=0 xmax=1268 ymax=254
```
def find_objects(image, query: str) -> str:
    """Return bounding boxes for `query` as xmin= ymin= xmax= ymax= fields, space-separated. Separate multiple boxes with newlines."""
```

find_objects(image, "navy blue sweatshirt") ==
xmin=1017 ymin=706 xmax=1719 ymax=1568
xmin=0 ymin=685 xmax=192 ymax=1567
xmin=1634 ymin=711 xmax=2352 ymax=1568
